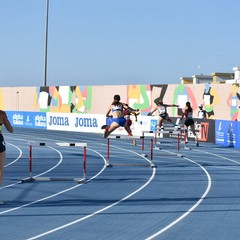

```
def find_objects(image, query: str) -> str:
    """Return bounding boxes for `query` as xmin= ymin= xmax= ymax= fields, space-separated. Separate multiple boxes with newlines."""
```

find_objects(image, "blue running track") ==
xmin=1 ymin=128 xmax=240 ymax=240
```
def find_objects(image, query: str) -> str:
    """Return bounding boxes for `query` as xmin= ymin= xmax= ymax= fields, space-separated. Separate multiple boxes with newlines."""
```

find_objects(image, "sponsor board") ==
xmin=47 ymin=112 xmax=106 ymax=133
xmin=215 ymin=120 xmax=240 ymax=148
xmin=5 ymin=111 xmax=222 ymax=146
xmin=6 ymin=111 xmax=47 ymax=129
xmin=164 ymin=117 xmax=215 ymax=143
xmin=46 ymin=113 xmax=157 ymax=135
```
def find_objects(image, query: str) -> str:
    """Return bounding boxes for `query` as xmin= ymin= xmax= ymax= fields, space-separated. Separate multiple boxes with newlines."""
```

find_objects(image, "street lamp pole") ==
xmin=16 ymin=91 xmax=19 ymax=111
xmin=43 ymin=0 xmax=49 ymax=87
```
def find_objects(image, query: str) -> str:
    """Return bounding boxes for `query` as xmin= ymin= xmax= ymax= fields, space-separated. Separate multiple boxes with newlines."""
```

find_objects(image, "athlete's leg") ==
xmin=190 ymin=123 xmax=198 ymax=145
xmin=189 ymin=124 xmax=196 ymax=136
xmin=104 ymin=122 xmax=119 ymax=138
xmin=124 ymin=122 xmax=137 ymax=145
xmin=158 ymin=117 xmax=164 ymax=128
xmin=124 ymin=124 xmax=132 ymax=136
xmin=166 ymin=117 xmax=173 ymax=124
xmin=0 ymin=151 xmax=6 ymax=186
xmin=184 ymin=124 xmax=188 ymax=144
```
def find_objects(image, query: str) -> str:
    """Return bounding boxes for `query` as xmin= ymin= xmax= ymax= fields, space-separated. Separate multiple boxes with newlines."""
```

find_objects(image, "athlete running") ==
xmin=102 ymin=95 xmax=138 ymax=138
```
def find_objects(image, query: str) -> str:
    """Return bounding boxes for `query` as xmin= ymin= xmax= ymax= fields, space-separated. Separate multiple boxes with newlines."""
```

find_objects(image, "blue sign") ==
xmin=215 ymin=120 xmax=240 ymax=148
xmin=150 ymin=119 xmax=157 ymax=131
xmin=6 ymin=111 xmax=47 ymax=129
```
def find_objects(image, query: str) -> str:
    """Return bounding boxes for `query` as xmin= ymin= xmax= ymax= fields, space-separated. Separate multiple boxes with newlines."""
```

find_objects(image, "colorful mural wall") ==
xmin=1 ymin=83 xmax=240 ymax=121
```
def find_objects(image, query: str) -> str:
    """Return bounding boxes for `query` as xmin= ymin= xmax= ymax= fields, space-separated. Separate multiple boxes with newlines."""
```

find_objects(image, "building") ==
xmin=181 ymin=66 xmax=240 ymax=84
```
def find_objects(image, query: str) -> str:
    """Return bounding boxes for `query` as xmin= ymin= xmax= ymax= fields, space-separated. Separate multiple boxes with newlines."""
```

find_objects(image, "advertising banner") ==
xmin=46 ymin=112 xmax=106 ymax=133
xmin=168 ymin=117 xmax=215 ymax=143
xmin=5 ymin=111 xmax=217 ymax=145
xmin=215 ymin=120 xmax=240 ymax=148
xmin=6 ymin=111 xmax=47 ymax=129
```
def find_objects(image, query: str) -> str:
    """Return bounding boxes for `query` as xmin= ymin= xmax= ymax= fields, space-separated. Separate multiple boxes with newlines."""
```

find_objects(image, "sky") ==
xmin=0 ymin=0 xmax=239 ymax=87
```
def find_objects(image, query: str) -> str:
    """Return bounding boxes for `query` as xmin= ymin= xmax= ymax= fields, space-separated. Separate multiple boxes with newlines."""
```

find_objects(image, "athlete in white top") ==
xmin=102 ymin=95 xmax=138 ymax=138
xmin=198 ymin=104 xmax=207 ymax=118
xmin=148 ymin=99 xmax=179 ymax=129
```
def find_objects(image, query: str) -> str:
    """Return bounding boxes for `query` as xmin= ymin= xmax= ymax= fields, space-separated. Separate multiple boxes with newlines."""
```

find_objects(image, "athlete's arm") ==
xmin=2 ymin=111 xmax=13 ymax=133
xmin=106 ymin=106 xmax=112 ymax=118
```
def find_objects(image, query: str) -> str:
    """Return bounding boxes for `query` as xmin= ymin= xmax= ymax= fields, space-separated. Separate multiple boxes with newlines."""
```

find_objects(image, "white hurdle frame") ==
xmin=106 ymin=135 xmax=155 ymax=168
xmin=142 ymin=128 xmax=188 ymax=157
xmin=21 ymin=142 xmax=87 ymax=184
xmin=157 ymin=122 xmax=198 ymax=149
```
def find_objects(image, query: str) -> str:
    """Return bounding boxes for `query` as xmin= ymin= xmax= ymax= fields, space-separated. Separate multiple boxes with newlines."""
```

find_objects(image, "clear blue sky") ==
xmin=1 ymin=0 xmax=239 ymax=87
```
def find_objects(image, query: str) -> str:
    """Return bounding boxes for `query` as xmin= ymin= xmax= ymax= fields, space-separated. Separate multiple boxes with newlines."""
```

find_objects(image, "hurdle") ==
xmin=152 ymin=118 xmax=196 ymax=150
xmin=21 ymin=142 xmax=47 ymax=183
xmin=141 ymin=130 xmax=157 ymax=154
xmin=106 ymin=135 xmax=155 ymax=168
xmin=21 ymin=142 xmax=87 ymax=184
xmin=155 ymin=122 xmax=183 ymax=139
xmin=142 ymin=128 xmax=187 ymax=157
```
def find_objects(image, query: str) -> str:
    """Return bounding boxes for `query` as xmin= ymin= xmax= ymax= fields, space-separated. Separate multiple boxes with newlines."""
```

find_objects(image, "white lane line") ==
xmin=21 ymin=146 xmax=64 ymax=180
xmin=4 ymin=142 xmax=22 ymax=167
xmin=0 ymin=147 xmax=107 ymax=215
xmin=193 ymin=148 xmax=240 ymax=165
xmin=26 ymin=147 xmax=156 ymax=240
xmin=145 ymin=151 xmax=212 ymax=240
xmin=146 ymin=147 xmax=240 ymax=239
xmin=0 ymin=146 xmax=63 ymax=190
xmin=191 ymin=148 xmax=240 ymax=170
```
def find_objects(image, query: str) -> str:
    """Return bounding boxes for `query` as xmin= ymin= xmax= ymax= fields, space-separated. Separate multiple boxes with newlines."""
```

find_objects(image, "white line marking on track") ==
xmin=145 ymin=147 xmax=240 ymax=239
xmin=145 ymin=150 xmax=212 ymax=240
xmin=21 ymin=146 xmax=64 ymax=180
xmin=193 ymin=148 xmax=240 ymax=165
xmin=0 ymin=146 xmax=63 ymax=190
xmin=26 ymin=147 xmax=156 ymax=240
xmin=4 ymin=142 xmax=22 ymax=167
xmin=0 ymin=148 xmax=107 ymax=216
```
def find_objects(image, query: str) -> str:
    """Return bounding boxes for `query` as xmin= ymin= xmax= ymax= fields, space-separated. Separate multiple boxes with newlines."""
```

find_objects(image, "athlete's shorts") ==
xmin=159 ymin=113 xmax=169 ymax=120
xmin=112 ymin=117 xmax=126 ymax=127
xmin=185 ymin=118 xmax=194 ymax=127
xmin=0 ymin=135 xmax=6 ymax=153
xmin=126 ymin=119 xmax=132 ymax=127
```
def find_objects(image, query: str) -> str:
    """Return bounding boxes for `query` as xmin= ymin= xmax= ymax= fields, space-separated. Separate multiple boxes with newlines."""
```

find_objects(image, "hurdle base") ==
xmin=177 ymin=153 xmax=184 ymax=157
xmin=74 ymin=178 xmax=86 ymax=184
xmin=184 ymin=146 xmax=192 ymax=150
xmin=22 ymin=177 xmax=86 ymax=183
xmin=106 ymin=163 xmax=113 ymax=167
xmin=21 ymin=177 xmax=35 ymax=183
xmin=150 ymin=163 xmax=157 ymax=168
xmin=141 ymin=153 xmax=148 ymax=157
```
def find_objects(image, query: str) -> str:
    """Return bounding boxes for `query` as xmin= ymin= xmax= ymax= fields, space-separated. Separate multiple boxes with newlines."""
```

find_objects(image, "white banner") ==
xmin=46 ymin=112 xmax=157 ymax=136
xmin=46 ymin=112 xmax=106 ymax=133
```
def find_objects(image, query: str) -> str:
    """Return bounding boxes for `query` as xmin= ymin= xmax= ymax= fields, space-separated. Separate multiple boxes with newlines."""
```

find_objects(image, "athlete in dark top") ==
xmin=0 ymin=110 xmax=13 ymax=204
xmin=180 ymin=102 xmax=198 ymax=146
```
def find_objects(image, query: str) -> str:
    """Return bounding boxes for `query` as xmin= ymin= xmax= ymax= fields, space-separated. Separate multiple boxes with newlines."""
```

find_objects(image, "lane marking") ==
xmin=145 ymin=150 xmax=212 ymax=240
xmin=0 ymin=147 xmax=107 ymax=216
xmin=146 ymin=147 xmax=240 ymax=239
xmin=26 ymin=147 xmax=156 ymax=240
xmin=4 ymin=142 xmax=22 ymax=167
